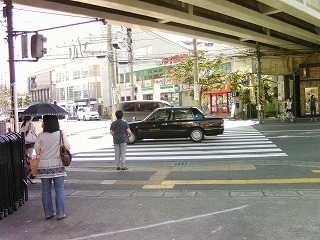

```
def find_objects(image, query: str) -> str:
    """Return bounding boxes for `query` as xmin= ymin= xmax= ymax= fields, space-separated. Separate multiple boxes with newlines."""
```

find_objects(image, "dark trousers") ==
xmin=310 ymin=106 xmax=316 ymax=118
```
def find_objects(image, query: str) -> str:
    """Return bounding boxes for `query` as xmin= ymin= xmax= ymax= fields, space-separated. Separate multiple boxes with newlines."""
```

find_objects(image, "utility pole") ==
xmin=5 ymin=0 xmax=19 ymax=132
xmin=256 ymin=42 xmax=264 ymax=124
xmin=127 ymin=28 xmax=134 ymax=100
xmin=107 ymin=24 xmax=117 ymax=117
xmin=193 ymin=39 xmax=200 ymax=108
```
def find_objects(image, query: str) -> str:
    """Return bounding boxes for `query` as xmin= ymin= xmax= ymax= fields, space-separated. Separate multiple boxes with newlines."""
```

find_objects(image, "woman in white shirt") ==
xmin=20 ymin=116 xmax=36 ymax=158
xmin=34 ymin=115 xmax=71 ymax=221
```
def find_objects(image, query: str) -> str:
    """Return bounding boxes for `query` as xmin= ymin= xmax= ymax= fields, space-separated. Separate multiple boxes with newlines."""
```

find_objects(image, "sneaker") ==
xmin=311 ymin=118 xmax=313 ymax=121
xmin=121 ymin=166 xmax=128 ymax=170
xmin=57 ymin=214 xmax=66 ymax=221
xmin=46 ymin=214 xmax=55 ymax=220
xmin=27 ymin=178 xmax=36 ymax=184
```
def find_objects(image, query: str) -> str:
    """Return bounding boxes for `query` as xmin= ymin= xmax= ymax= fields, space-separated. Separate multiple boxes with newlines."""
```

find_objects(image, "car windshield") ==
xmin=147 ymin=110 xmax=171 ymax=122
xmin=84 ymin=108 xmax=96 ymax=112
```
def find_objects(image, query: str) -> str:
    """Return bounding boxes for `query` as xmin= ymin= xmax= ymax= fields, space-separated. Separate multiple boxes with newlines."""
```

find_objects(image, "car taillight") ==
xmin=220 ymin=119 xmax=224 ymax=125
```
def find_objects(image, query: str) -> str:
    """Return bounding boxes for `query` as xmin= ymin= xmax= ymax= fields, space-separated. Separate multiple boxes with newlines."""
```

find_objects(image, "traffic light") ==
xmin=31 ymin=34 xmax=47 ymax=59
xmin=21 ymin=34 xmax=28 ymax=58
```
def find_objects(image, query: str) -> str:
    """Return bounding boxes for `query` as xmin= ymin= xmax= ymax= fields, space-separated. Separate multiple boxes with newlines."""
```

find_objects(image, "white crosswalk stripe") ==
xmin=72 ymin=125 xmax=287 ymax=162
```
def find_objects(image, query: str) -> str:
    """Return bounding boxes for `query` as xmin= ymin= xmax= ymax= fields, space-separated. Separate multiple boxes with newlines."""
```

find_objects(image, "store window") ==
xmin=73 ymin=70 xmax=81 ymax=79
xmin=60 ymin=88 xmax=66 ymax=100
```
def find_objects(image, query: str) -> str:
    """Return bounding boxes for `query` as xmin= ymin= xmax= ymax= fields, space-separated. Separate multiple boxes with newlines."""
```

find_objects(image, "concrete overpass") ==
xmin=13 ymin=0 xmax=320 ymax=57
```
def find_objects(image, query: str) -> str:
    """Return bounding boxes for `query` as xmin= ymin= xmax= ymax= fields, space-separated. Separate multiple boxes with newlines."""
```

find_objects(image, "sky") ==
xmin=1 ymin=6 xmax=181 ymax=92
xmin=0 ymin=4 xmax=229 ymax=92
xmin=0 ymin=5 xmax=100 ymax=91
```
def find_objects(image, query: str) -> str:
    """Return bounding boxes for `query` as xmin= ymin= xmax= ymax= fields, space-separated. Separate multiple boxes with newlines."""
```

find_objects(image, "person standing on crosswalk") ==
xmin=110 ymin=110 xmax=132 ymax=170
xmin=309 ymin=94 xmax=318 ymax=121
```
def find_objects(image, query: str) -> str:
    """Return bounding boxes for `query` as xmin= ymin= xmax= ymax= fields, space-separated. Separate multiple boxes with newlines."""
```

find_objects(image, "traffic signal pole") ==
xmin=5 ymin=0 xmax=19 ymax=132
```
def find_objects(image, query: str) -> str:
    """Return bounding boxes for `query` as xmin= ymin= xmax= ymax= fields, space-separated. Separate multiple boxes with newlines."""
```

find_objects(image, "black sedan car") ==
xmin=128 ymin=106 xmax=224 ymax=144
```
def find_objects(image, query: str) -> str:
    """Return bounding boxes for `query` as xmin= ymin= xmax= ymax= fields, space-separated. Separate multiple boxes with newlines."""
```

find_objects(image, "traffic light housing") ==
xmin=21 ymin=34 xmax=28 ymax=58
xmin=31 ymin=34 xmax=47 ymax=59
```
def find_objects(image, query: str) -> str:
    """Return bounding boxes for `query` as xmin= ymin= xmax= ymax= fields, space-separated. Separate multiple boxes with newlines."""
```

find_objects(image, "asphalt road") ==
xmin=2 ymin=118 xmax=320 ymax=240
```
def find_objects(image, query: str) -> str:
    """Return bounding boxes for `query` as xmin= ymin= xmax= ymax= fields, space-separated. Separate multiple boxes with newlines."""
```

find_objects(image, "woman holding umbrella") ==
xmin=34 ymin=115 xmax=71 ymax=220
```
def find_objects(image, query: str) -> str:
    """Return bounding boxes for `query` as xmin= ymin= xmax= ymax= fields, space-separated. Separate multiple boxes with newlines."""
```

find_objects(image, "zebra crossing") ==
xmin=72 ymin=125 xmax=287 ymax=162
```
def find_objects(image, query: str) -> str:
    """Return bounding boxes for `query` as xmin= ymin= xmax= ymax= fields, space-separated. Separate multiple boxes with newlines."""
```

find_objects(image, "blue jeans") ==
xmin=41 ymin=176 xmax=65 ymax=218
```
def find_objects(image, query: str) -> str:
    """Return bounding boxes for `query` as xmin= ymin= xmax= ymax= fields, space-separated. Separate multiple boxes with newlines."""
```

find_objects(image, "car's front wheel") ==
xmin=189 ymin=128 xmax=204 ymax=142
xmin=128 ymin=131 xmax=137 ymax=144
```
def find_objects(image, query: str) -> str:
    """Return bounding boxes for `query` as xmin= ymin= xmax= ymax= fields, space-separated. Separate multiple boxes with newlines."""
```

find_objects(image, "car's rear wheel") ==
xmin=128 ymin=131 xmax=137 ymax=144
xmin=189 ymin=128 xmax=204 ymax=142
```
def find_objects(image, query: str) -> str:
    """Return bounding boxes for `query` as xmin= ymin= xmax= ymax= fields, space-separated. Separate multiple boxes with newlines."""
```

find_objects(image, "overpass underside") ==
xmin=14 ymin=0 xmax=320 ymax=57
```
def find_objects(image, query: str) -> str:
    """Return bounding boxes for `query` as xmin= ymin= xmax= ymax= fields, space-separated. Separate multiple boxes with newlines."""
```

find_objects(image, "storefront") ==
xmin=141 ymin=78 xmax=180 ymax=105
xmin=299 ymin=64 xmax=320 ymax=116
xmin=204 ymin=85 xmax=231 ymax=115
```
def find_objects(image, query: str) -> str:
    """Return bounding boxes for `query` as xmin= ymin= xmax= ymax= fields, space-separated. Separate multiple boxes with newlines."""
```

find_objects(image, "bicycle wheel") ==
xmin=289 ymin=112 xmax=293 ymax=122
xmin=279 ymin=113 xmax=285 ymax=123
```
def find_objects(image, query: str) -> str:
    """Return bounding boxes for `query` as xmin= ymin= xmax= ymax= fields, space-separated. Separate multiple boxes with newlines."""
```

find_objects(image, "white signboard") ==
xmin=194 ymin=84 xmax=199 ymax=101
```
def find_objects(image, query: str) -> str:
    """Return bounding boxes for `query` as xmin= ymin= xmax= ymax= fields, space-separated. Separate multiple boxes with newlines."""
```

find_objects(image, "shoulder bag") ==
xmin=25 ymin=123 xmax=37 ymax=143
xmin=59 ymin=130 xmax=72 ymax=166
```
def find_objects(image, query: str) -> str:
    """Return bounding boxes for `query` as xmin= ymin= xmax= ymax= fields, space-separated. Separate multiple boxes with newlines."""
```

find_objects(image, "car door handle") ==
xmin=162 ymin=123 xmax=168 ymax=125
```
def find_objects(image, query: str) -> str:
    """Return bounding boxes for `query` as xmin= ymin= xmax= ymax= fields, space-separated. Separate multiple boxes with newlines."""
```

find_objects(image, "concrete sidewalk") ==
xmin=2 ymin=188 xmax=320 ymax=240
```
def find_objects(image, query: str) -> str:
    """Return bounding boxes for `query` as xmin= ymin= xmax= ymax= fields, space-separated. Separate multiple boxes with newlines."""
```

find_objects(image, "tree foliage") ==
xmin=226 ymin=69 xmax=274 ymax=105
xmin=18 ymin=97 xmax=23 ymax=108
xmin=166 ymin=52 xmax=226 ymax=101
xmin=0 ymin=84 xmax=10 ymax=110
xmin=24 ymin=93 xmax=31 ymax=106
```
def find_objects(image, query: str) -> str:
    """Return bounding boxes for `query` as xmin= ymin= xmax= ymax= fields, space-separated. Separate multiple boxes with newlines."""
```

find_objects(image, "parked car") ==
xmin=76 ymin=107 xmax=99 ymax=121
xmin=117 ymin=100 xmax=171 ymax=121
xmin=128 ymin=106 xmax=224 ymax=144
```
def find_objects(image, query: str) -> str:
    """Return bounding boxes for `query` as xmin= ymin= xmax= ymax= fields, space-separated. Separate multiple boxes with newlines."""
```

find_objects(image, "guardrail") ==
xmin=0 ymin=132 xmax=28 ymax=220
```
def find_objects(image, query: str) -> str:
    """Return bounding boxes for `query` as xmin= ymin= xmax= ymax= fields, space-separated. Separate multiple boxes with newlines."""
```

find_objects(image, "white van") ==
xmin=117 ymin=100 xmax=171 ymax=121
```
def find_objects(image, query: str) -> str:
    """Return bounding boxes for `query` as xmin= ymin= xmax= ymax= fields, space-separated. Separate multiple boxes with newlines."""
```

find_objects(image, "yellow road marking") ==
xmin=147 ymin=169 xmax=171 ymax=185
xmin=311 ymin=170 xmax=320 ymax=173
xmin=65 ymin=165 xmax=257 ymax=186
xmin=143 ymin=178 xmax=320 ymax=189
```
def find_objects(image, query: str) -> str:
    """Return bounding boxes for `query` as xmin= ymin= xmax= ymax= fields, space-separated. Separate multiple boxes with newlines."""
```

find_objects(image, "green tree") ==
xmin=24 ymin=94 xmax=31 ymax=106
xmin=0 ymin=84 xmax=10 ymax=110
xmin=226 ymin=68 xmax=251 ymax=117
xmin=18 ymin=97 xmax=23 ymax=108
xmin=226 ymin=69 xmax=274 ymax=118
xmin=166 ymin=52 xmax=225 ymax=104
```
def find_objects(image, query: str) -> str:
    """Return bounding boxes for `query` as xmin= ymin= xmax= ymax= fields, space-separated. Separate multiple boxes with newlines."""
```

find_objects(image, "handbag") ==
xmin=30 ymin=156 xmax=40 ymax=176
xmin=59 ymin=130 xmax=72 ymax=166
xmin=25 ymin=123 xmax=37 ymax=143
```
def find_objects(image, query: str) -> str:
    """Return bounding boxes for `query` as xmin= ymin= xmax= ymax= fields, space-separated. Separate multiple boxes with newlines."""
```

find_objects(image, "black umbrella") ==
xmin=19 ymin=103 xmax=68 ymax=117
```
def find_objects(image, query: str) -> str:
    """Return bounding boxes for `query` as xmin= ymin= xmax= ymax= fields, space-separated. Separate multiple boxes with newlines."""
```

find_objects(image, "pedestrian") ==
xmin=309 ymin=95 xmax=318 ymax=121
xmin=20 ymin=116 xmax=36 ymax=183
xmin=34 ymin=115 xmax=70 ymax=220
xmin=286 ymin=97 xmax=292 ymax=113
xmin=110 ymin=110 xmax=132 ymax=170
